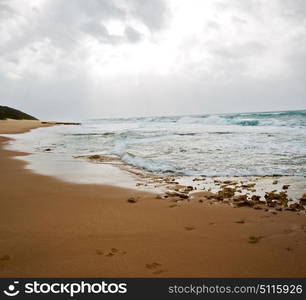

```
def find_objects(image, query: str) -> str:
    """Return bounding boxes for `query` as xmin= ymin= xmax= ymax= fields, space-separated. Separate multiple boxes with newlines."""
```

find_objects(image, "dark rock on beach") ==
xmin=265 ymin=191 xmax=288 ymax=206
xmin=289 ymin=203 xmax=304 ymax=211
xmin=299 ymin=194 xmax=306 ymax=205
xmin=127 ymin=197 xmax=137 ymax=203
xmin=218 ymin=187 xmax=235 ymax=199
xmin=236 ymin=200 xmax=254 ymax=207
xmin=251 ymin=195 xmax=261 ymax=202
xmin=165 ymin=191 xmax=189 ymax=199
xmin=233 ymin=194 xmax=248 ymax=202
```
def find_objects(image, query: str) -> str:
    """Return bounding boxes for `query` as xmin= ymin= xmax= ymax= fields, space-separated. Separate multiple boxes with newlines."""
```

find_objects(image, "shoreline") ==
xmin=5 ymin=127 xmax=305 ymax=210
xmin=0 ymin=120 xmax=306 ymax=277
xmin=4 ymin=123 xmax=306 ymax=205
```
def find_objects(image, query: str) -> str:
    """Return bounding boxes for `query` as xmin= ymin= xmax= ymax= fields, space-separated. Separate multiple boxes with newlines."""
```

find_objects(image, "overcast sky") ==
xmin=1 ymin=0 xmax=306 ymax=120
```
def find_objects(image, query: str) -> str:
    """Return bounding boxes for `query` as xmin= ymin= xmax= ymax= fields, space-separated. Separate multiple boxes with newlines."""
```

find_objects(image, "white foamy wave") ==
xmin=8 ymin=110 xmax=305 ymax=177
xmin=121 ymin=152 xmax=175 ymax=173
xmin=176 ymin=115 xmax=229 ymax=126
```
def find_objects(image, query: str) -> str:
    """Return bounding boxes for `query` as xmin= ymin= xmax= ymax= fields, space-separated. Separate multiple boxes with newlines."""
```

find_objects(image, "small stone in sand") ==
xmin=127 ymin=197 xmax=137 ymax=203
xmin=282 ymin=184 xmax=290 ymax=190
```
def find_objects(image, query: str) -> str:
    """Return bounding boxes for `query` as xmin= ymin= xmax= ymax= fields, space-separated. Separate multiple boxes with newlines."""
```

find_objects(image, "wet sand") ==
xmin=0 ymin=120 xmax=306 ymax=277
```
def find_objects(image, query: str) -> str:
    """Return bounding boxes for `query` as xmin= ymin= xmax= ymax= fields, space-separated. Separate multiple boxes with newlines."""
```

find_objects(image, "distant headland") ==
xmin=0 ymin=105 xmax=37 ymax=120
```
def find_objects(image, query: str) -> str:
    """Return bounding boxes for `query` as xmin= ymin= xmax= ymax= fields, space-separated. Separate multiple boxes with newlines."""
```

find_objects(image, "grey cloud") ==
xmin=279 ymin=0 xmax=306 ymax=20
xmin=0 ymin=0 xmax=15 ymax=20
xmin=231 ymin=16 xmax=247 ymax=25
xmin=217 ymin=0 xmax=306 ymax=22
xmin=6 ymin=57 xmax=19 ymax=64
xmin=124 ymin=26 xmax=142 ymax=43
xmin=206 ymin=20 xmax=220 ymax=30
xmin=30 ymin=46 xmax=38 ymax=53
xmin=210 ymin=41 xmax=267 ymax=60
xmin=1 ymin=0 xmax=306 ymax=121
xmin=0 ymin=0 xmax=170 ymax=120
xmin=216 ymin=0 xmax=262 ymax=14
xmin=128 ymin=0 xmax=169 ymax=31
xmin=1 ymin=0 xmax=169 ymax=56
xmin=80 ymin=19 xmax=109 ymax=40
xmin=80 ymin=20 xmax=142 ymax=44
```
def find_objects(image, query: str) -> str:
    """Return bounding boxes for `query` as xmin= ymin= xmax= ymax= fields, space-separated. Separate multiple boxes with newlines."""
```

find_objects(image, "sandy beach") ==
xmin=0 ymin=120 xmax=306 ymax=277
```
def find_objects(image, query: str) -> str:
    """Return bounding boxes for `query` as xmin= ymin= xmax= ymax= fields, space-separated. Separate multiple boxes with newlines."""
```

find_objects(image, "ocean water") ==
xmin=8 ymin=109 xmax=306 ymax=178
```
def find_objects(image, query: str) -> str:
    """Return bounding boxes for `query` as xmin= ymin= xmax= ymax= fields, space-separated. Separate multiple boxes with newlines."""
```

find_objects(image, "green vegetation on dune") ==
xmin=0 ymin=105 xmax=37 ymax=120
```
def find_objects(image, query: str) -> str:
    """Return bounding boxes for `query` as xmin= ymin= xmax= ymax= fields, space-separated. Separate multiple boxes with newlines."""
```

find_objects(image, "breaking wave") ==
xmin=21 ymin=109 xmax=306 ymax=177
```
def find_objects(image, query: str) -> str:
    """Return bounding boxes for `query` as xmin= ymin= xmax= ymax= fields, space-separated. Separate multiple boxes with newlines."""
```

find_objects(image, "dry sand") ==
xmin=0 ymin=119 xmax=53 ymax=134
xmin=0 ymin=120 xmax=306 ymax=277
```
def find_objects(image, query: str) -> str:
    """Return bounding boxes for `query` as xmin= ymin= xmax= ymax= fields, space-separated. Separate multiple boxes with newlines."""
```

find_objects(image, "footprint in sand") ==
xmin=0 ymin=255 xmax=10 ymax=261
xmin=145 ymin=262 xmax=166 ymax=274
xmin=152 ymin=269 xmax=165 ymax=275
xmin=248 ymin=236 xmax=264 ymax=244
xmin=235 ymin=219 xmax=245 ymax=224
xmin=96 ymin=248 xmax=127 ymax=257
xmin=145 ymin=262 xmax=161 ymax=269
xmin=284 ymin=229 xmax=294 ymax=234
xmin=105 ymin=252 xmax=115 ymax=257
xmin=184 ymin=226 xmax=195 ymax=231
xmin=96 ymin=250 xmax=103 ymax=255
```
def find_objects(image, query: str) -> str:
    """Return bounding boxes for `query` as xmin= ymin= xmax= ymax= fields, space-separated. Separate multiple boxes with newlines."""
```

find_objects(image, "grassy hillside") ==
xmin=0 ymin=106 xmax=37 ymax=120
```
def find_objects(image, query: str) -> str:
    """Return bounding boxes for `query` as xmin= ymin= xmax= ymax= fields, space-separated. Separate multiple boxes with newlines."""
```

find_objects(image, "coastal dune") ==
xmin=0 ymin=120 xmax=306 ymax=277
